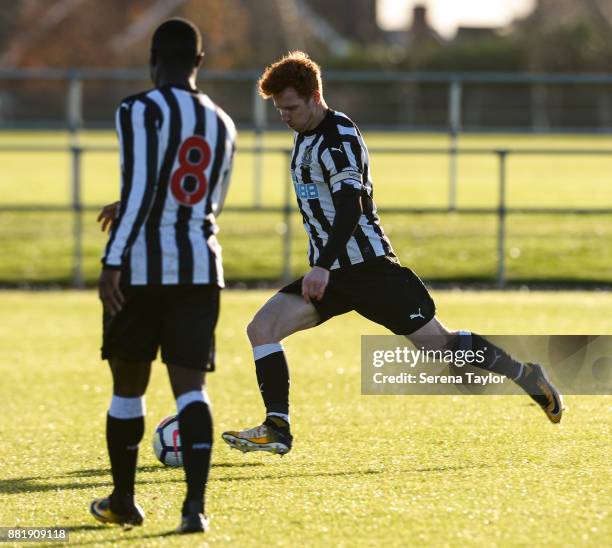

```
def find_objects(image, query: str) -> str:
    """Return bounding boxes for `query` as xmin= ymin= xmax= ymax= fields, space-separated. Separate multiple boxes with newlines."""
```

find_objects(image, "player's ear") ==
xmin=195 ymin=52 xmax=205 ymax=68
xmin=311 ymin=89 xmax=322 ymax=105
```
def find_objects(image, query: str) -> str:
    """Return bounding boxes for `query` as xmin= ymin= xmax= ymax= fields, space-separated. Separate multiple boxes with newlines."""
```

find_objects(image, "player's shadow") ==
xmin=212 ymin=461 xmax=266 ymax=468
xmin=209 ymin=464 xmax=493 ymax=483
xmin=413 ymin=464 xmax=493 ymax=473
xmin=65 ymin=465 xmax=165 ymax=478
xmin=0 ymin=462 xmax=266 ymax=495
xmin=67 ymin=462 xmax=264 ymax=478
xmin=65 ymin=529 xmax=179 ymax=545
xmin=63 ymin=524 xmax=102 ymax=532
xmin=212 ymin=468 xmax=383 ymax=483
xmin=0 ymin=468 xmax=176 ymax=495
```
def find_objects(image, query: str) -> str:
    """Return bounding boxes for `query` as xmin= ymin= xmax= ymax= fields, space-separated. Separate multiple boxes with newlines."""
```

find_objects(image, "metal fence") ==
xmin=4 ymin=68 xmax=612 ymax=207
xmin=3 ymin=69 xmax=612 ymax=132
xmin=1 ymin=69 xmax=611 ymax=287
xmin=1 ymin=142 xmax=610 ymax=288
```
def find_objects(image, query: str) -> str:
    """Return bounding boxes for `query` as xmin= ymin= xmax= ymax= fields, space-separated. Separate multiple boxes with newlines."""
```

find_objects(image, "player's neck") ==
xmin=155 ymin=70 xmax=198 ymax=91
xmin=304 ymin=104 xmax=329 ymax=132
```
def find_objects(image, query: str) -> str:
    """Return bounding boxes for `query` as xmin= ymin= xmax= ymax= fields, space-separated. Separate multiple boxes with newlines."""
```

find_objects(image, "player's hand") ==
xmin=301 ymin=266 xmax=330 ymax=303
xmin=97 ymin=201 xmax=120 ymax=232
xmin=98 ymin=269 xmax=124 ymax=316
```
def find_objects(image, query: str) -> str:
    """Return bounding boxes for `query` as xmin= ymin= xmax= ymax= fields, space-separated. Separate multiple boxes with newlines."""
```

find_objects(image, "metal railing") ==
xmin=3 ymin=68 xmax=612 ymax=210
xmin=1 ymin=143 xmax=611 ymax=288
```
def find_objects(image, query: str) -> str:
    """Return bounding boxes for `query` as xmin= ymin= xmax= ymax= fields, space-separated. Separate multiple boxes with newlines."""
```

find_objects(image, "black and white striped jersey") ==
xmin=290 ymin=109 xmax=394 ymax=269
xmin=102 ymin=84 xmax=236 ymax=287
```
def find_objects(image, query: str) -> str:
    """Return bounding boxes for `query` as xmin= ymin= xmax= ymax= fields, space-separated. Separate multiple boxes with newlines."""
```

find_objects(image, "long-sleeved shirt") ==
xmin=102 ymin=84 xmax=236 ymax=287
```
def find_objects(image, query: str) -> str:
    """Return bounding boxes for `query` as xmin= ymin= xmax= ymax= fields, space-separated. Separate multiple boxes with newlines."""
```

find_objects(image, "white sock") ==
xmin=176 ymin=389 xmax=210 ymax=414
xmin=108 ymin=395 xmax=146 ymax=419
xmin=253 ymin=342 xmax=284 ymax=360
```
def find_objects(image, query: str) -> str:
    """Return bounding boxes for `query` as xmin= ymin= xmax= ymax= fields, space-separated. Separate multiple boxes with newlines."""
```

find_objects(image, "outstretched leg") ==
xmin=222 ymin=292 xmax=319 ymax=454
xmin=408 ymin=317 xmax=563 ymax=423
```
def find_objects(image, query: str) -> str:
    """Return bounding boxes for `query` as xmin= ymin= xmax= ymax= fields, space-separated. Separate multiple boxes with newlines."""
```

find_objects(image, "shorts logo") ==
xmin=410 ymin=308 xmax=425 ymax=320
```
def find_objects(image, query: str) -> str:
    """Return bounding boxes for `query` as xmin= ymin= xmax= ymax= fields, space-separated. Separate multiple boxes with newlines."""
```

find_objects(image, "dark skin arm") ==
xmin=97 ymin=201 xmax=123 ymax=314
xmin=98 ymin=268 xmax=124 ymax=316
xmin=97 ymin=201 xmax=121 ymax=232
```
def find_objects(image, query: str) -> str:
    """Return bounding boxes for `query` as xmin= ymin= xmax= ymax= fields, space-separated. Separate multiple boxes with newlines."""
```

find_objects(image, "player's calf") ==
xmin=175 ymin=389 xmax=213 ymax=529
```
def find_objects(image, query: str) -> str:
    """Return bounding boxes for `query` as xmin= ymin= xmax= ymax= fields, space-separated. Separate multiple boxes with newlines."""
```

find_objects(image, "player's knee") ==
xmin=109 ymin=359 xmax=150 ymax=396
xmin=112 ymin=379 xmax=147 ymax=398
xmin=247 ymin=317 xmax=276 ymax=346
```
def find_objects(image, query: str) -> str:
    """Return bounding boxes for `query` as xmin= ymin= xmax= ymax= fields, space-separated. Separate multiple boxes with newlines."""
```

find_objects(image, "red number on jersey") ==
xmin=170 ymin=135 xmax=212 ymax=206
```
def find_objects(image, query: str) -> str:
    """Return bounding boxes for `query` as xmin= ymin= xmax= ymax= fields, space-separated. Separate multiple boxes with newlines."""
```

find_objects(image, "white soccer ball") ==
xmin=152 ymin=414 xmax=182 ymax=467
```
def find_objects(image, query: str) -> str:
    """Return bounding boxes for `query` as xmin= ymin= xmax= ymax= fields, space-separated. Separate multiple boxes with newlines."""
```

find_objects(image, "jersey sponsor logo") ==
xmin=294 ymin=182 xmax=320 ymax=200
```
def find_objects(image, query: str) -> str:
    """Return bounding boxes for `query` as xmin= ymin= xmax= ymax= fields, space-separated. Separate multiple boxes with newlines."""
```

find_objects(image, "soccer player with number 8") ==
xmin=91 ymin=18 xmax=236 ymax=534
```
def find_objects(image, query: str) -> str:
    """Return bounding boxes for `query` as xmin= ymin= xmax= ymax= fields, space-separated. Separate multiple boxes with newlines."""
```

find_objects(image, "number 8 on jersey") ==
xmin=170 ymin=135 xmax=211 ymax=206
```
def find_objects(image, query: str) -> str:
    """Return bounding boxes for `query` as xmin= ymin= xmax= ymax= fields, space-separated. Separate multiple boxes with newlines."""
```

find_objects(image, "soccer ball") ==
xmin=152 ymin=414 xmax=182 ymax=467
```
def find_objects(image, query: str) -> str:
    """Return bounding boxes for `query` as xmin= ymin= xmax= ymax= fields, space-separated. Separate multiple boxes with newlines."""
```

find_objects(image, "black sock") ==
xmin=265 ymin=415 xmax=290 ymax=431
xmin=455 ymin=332 xmax=524 ymax=380
xmin=106 ymin=414 xmax=144 ymax=511
xmin=178 ymin=401 xmax=213 ymax=516
xmin=254 ymin=348 xmax=290 ymax=416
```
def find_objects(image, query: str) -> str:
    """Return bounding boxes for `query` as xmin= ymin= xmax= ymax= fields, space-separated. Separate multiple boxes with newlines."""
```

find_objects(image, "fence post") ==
xmin=71 ymin=145 xmax=84 ymax=288
xmin=531 ymin=83 xmax=549 ymax=132
xmin=67 ymin=71 xmax=83 ymax=138
xmin=253 ymin=81 xmax=266 ymax=209
xmin=496 ymin=150 xmax=508 ymax=288
xmin=448 ymin=79 xmax=462 ymax=211
xmin=281 ymin=150 xmax=293 ymax=283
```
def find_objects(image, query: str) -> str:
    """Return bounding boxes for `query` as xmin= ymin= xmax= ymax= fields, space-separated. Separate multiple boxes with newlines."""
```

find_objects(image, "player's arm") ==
xmin=302 ymin=185 xmax=362 ymax=303
xmin=99 ymin=100 xmax=160 ymax=314
xmin=317 ymin=139 xmax=365 ymax=269
xmin=211 ymin=142 xmax=236 ymax=217
xmin=302 ymin=141 xmax=364 ymax=302
xmin=97 ymin=201 xmax=120 ymax=232
xmin=209 ymin=114 xmax=237 ymax=218
xmin=315 ymin=186 xmax=362 ymax=269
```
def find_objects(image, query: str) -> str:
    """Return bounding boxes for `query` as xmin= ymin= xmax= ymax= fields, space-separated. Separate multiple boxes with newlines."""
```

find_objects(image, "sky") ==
xmin=377 ymin=0 xmax=536 ymax=38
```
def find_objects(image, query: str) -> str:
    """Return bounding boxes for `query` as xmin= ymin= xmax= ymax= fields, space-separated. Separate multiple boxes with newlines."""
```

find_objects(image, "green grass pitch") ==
xmin=0 ymin=131 xmax=611 ymax=284
xmin=0 ymin=289 xmax=610 ymax=546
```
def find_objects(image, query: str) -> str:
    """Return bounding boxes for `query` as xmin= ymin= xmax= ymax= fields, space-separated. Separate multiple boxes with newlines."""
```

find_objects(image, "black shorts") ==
xmin=101 ymin=284 xmax=219 ymax=371
xmin=280 ymin=257 xmax=435 ymax=335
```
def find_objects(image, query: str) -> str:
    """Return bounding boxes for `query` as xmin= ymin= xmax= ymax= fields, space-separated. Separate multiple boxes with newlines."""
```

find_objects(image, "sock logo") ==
xmin=259 ymin=383 xmax=264 ymax=394
xmin=192 ymin=442 xmax=212 ymax=450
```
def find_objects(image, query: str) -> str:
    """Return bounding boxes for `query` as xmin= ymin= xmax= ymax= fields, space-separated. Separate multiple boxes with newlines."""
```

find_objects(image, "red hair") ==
xmin=258 ymin=51 xmax=322 ymax=99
